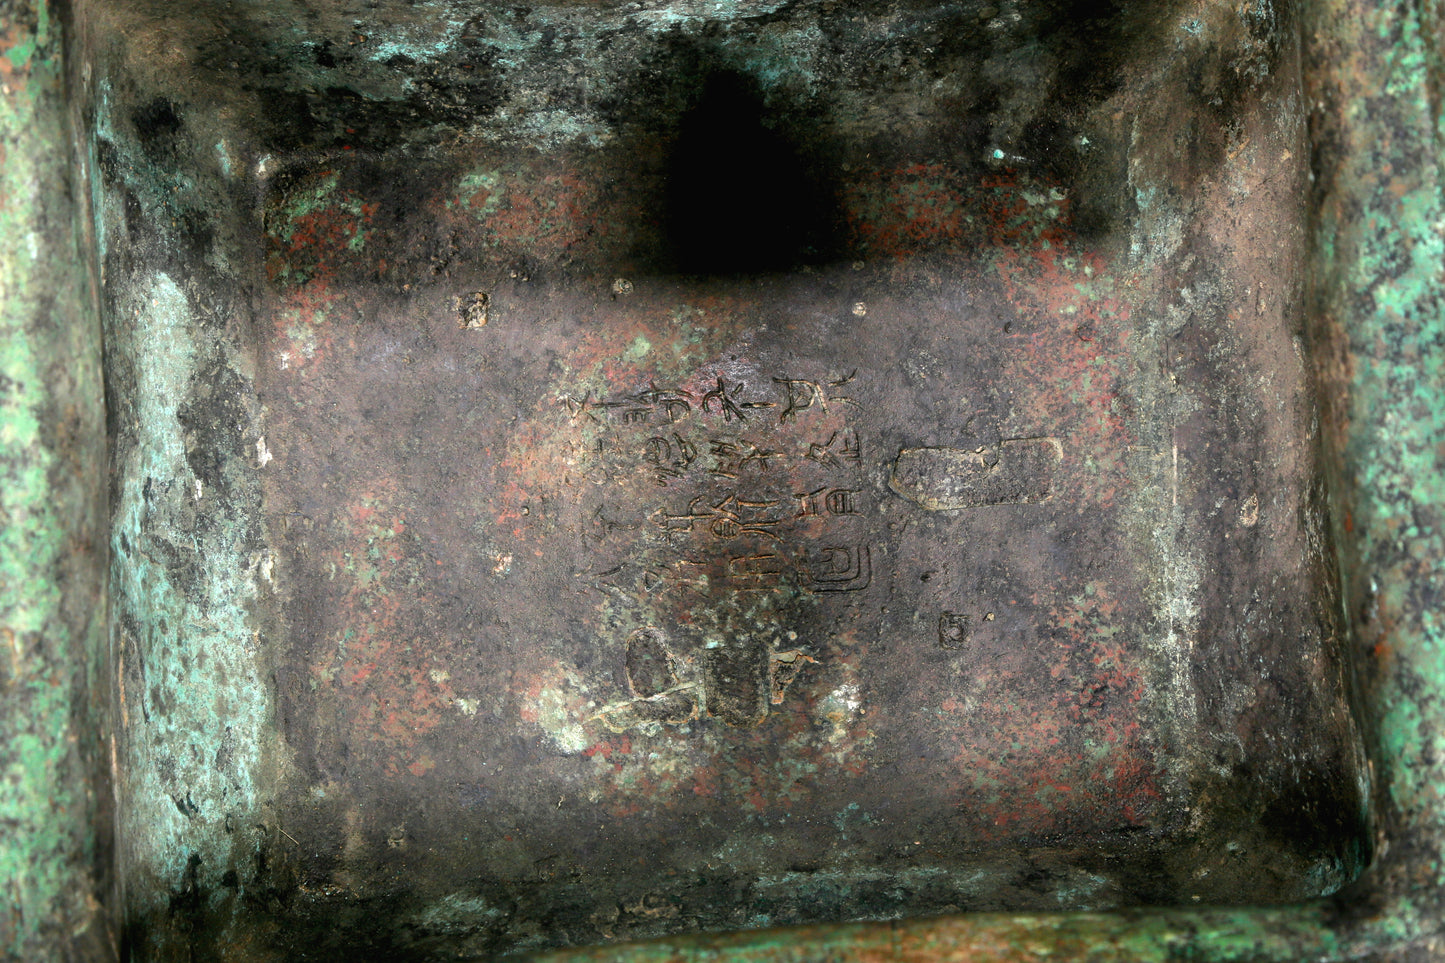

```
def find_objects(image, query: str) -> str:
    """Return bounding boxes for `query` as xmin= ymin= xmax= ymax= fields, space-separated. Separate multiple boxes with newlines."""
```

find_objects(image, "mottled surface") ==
xmin=0 ymin=1 xmax=114 ymax=957
xmin=249 ymin=128 xmax=1355 ymax=945
xmin=5 ymin=0 xmax=1438 ymax=958
xmin=72 ymin=0 xmax=1377 ymax=957
xmin=536 ymin=0 xmax=1445 ymax=956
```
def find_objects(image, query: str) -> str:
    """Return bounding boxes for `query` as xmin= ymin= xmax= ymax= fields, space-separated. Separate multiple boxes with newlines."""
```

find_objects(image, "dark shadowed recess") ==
xmin=661 ymin=69 xmax=844 ymax=275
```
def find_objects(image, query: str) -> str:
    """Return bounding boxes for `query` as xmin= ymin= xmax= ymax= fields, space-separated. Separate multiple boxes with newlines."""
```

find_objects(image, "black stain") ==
xmin=132 ymin=98 xmax=184 ymax=162
xmin=662 ymin=71 xmax=842 ymax=275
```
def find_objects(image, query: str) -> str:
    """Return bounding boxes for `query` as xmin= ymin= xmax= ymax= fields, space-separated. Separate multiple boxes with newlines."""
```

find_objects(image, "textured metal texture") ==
xmin=0 ymin=0 xmax=1442 ymax=959
xmin=0 ymin=1 xmax=113 ymax=957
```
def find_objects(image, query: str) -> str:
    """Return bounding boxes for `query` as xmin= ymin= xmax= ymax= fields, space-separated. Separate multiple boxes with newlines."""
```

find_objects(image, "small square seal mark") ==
xmin=939 ymin=611 xmax=968 ymax=650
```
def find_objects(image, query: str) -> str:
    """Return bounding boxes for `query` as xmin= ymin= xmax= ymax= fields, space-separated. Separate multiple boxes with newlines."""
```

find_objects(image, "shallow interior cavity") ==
xmin=80 ymin=0 xmax=1372 ymax=957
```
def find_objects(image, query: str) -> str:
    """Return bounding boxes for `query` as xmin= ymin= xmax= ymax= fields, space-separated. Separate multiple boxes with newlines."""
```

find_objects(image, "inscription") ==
xmin=561 ymin=372 xmax=865 ymax=431
xmin=563 ymin=384 xmax=695 ymax=426
xmin=588 ymin=559 xmax=711 ymax=600
xmin=662 ymin=493 xmax=785 ymax=542
xmin=795 ymin=487 xmax=862 ymax=517
xmin=709 ymin=438 xmax=785 ymax=478
xmin=704 ymin=640 xmax=771 ymax=728
xmin=563 ymin=367 xmax=873 ymax=598
xmin=804 ymin=544 xmax=872 ymax=592
xmin=728 ymin=552 xmax=785 ymax=586
xmin=774 ymin=371 xmax=859 ymax=421
xmin=643 ymin=434 xmax=697 ymax=486
xmin=807 ymin=429 xmax=861 ymax=468
xmin=625 ymin=628 xmax=676 ymax=698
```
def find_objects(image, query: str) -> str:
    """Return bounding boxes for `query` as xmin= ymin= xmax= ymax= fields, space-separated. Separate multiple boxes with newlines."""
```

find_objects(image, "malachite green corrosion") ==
xmin=107 ymin=270 xmax=272 ymax=941
xmin=85 ymin=23 xmax=277 ymax=955
xmin=0 ymin=0 xmax=112 ymax=957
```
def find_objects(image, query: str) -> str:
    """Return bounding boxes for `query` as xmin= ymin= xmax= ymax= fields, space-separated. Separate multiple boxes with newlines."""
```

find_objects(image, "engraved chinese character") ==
xmin=803 ymin=544 xmax=872 ymax=592
xmin=774 ymin=371 xmax=861 ymax=422
xmin=591 ymin=505 xmax=639 ymax=540
xmin=709 ymin=438 xmax=785 ymax=478
xmin=661 ymin=493 xmax=783 ymax=542
xmin=796 ymin=487 xmax=862 ymax=518
xmin=806 ymin=428 xmax=862 ymax=468
xmin=727 ymin=553 xmax=786 ymax=588
xmin=630 ymin=383 xmax=666 ymax=406
xmin=700 ymin=377 xmax=749 ymax=422
xmin=562 ymin=391 xmax=603 ymax=424
xmin=660 ymin=398 xmax=693 ymax=423
xmin=774 ymin=377 xmax=822 ymax=421
xmin=579 ymin=435 xmax=627 ymax=483
xmin=631 ymin=383 xmax=695 ymax=424
xmin=643 ymin=433 xmax=698 ymax=486
xmin=643 ymin=559 xmax=709 ymax=597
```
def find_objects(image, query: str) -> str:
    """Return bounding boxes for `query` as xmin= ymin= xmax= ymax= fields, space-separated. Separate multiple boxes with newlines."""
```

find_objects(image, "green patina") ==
xmin=622 ymin=335 xmax=652 ymax=362
xmin=0 ymin=0 xmax=110 ymax=956
xmin=1320 ymin=0 xmax=1445 ymax=924
xmin=4 ymin=0 xmax=48 ymax=70
xmin=717 ymin=21 xmax=826 ymax=97
xmin=84 ymin=46 xmax=280 ymax=945
xmin=0 ymin=303 xmax=73 ymax=944
xmin=109 ymin=273 xmax=269 ymax=913
xmin=453 ymin=168 xmax=506 ymax=220
xmin=273 ymin=171 xmax=345 ymax=229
